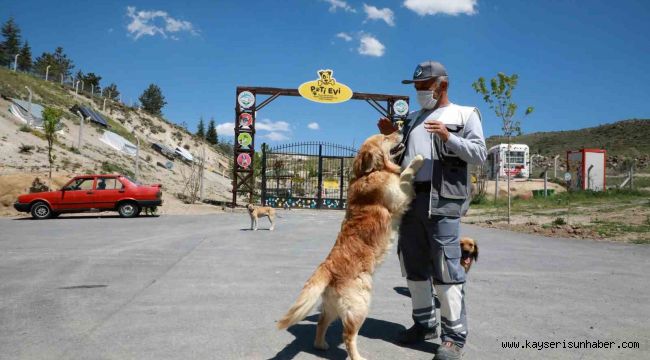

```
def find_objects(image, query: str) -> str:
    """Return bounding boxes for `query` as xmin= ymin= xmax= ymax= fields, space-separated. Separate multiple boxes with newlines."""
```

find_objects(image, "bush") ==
xmin=29 ymin=177 xmax=49 ymax=193
xmin=19 ymin=143 xmax=34 ymax=154
xmin=19 ymin=124 xmax=31 ymax=132
xmin=101 ymin=161 xmax=134 ymax=177
xmin=552 ymin=217 xmax=566 ymax=226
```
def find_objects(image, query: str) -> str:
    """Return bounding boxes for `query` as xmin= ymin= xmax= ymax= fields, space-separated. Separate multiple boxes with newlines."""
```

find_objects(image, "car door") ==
xmin=94 ymin=176 xmax=123 ymax=209
xmin=59 ymin=177 xmax=96 ymax=210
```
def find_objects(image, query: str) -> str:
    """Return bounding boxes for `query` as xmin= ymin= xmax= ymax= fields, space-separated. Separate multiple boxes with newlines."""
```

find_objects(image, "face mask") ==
xmin=416 ymin=90 xmax=438 ymax=110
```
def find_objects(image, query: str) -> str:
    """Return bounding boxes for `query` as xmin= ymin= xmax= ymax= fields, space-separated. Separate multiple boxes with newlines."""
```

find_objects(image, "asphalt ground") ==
xmin=0 ymin=211 xmax=648 ymax=359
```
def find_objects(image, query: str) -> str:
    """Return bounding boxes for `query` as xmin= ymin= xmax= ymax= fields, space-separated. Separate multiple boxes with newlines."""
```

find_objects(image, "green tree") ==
xmin=17 ymin=41 xmax=31 ymax=71
xmin=196 ymin=116 xmax=205 ymax=139
xmin=206 ymin=118 xmax=218 ymax=145
xmin=33 ymin=46 xmax=74 ymax=79
xmin=1 ymin=17 xmax=21 ymax=66
xmin=102 ymin=83 xmax=120 ymax=100
xmin=42 ymin=107 xmax=62 ymax=181
xmin=84 ymin=72 xmax=101 ymax=93
xmin=138 ymin=84 xmax=167 ymax=116
xmin=472 ymin=72 xmax=534 ymax=224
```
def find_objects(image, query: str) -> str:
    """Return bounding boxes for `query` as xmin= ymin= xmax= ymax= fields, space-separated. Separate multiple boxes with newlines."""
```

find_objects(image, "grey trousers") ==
xmin=398 ymin=193 xmax=468 ymax=347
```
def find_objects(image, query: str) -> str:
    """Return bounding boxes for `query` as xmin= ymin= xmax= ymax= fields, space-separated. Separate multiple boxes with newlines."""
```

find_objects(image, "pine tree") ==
xmin=17 ymin=41 xmax=31 ymax=71
xmin=1 ymin=17 xmax=21 ymax=66
xmin=34 ymin=47 xmax=74 ymax=79
xmin=138 ymin=84 xmax=167 ymax=116
xmin=196 ymin=116 xmax=205 ymax=139
xmin=206 ymin=118 xmax=218 ymax=145
xmin=102 ymin=83 xmax=120 ymax=100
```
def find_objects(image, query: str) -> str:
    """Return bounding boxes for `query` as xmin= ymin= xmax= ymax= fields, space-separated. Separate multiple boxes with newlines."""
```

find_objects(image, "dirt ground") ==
xmin=464 ymin=199 xmax=650 ymax=243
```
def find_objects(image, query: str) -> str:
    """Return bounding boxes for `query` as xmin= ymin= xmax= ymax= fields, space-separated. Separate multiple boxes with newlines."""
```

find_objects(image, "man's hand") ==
xmin=424 ymin=120 xmax=450 ymax=142
xmin=377 ymin=117 xmax=398 ymax=135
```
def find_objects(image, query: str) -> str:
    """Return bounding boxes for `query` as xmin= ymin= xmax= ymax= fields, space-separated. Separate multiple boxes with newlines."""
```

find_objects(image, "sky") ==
xmin=3 ymin=0 xmax=649 ymax=149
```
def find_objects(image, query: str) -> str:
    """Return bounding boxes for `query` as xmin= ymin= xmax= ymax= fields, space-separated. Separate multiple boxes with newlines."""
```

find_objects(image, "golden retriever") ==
xmin=277 ymin=132 xmax=423 ymax=360
xmin=247 ymin=204 xmax=276 ymax=231
xmin=460 ymin=237 xmax=479 ymax=273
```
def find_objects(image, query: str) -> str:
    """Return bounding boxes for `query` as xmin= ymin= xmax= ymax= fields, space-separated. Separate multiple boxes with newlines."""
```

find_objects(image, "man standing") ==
xmin=378 ymin=61 xmax=486 ymax=360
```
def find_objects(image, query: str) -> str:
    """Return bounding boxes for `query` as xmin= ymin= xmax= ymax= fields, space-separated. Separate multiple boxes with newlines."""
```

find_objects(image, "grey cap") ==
xmin=402 ymin=61 xmax=448 ymax=84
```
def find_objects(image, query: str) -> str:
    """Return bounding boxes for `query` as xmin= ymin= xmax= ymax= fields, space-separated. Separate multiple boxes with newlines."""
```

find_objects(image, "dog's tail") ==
xmin=277 ymin=264 xmax=330 ymax=330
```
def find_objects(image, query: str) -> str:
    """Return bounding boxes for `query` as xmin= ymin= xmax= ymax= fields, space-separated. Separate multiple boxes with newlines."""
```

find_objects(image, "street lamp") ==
xmin=45 ymin=65 xmax=51 ymax=81
xmin=13 ymin=54 xmax=19 ymax=71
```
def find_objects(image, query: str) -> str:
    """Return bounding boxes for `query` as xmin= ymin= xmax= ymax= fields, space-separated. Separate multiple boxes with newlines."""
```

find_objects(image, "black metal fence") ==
xmin=262 ymin=142 xmax=357 ymax=209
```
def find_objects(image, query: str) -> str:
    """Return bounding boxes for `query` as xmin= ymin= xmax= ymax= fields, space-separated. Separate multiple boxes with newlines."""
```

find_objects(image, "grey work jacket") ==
xmin=398 ymin=104 xmax=487 ymax=218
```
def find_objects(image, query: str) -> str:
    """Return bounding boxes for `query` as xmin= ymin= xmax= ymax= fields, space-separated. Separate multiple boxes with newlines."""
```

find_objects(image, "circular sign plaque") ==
xmin=237 ymin=91 xmax=255 ymax=109
xmin=239 ymin=113 xmax=253 ymax=128
xmin=237 ymin=153 xmax=252 ymax=169
xmin=237 ymin=133 xmax=252 ymax=148
xmin=393 ymin=99 xmax=409 ymax=116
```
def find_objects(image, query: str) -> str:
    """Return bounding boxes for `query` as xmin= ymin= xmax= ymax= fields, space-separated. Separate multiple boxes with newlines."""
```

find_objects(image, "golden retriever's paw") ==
xmin=408 ymin=154 xmax=425 ymax=171
xmin=313 ymin=340 xmax=329 ymax=350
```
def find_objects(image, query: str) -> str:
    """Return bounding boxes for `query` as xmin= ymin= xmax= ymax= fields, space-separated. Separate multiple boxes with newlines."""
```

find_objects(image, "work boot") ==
xmin=397 ymin=322 xmax=437 ymax=344
xmin=433 ymin=341 xmax=463 ymax=360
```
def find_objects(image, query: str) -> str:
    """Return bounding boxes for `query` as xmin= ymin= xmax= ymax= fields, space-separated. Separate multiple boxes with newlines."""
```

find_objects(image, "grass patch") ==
xmin=0 ymin=68 xmax=76 ymax=108
xmin=105 ymin=116 xmax=139 ymax=144
xmin=100 ymin=161 xmax=134 ymax=177
xmin=589 ymin=220 xmax=650 ymax=238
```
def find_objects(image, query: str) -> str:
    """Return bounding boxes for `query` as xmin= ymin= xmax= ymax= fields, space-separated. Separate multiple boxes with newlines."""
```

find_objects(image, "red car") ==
xmin=14 ymin=174 xmax=163 ymax=219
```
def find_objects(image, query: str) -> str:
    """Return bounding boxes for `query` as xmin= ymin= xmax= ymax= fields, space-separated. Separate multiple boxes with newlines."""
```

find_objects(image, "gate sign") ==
xmin=238 ymin=133 xmax=253 ymax=148
xmin=393 ymin=99 xmax=409 ymax=116
xmin=237 ymin=153 xmax=252 ymax=169
xmin=239 ymin=113 xmax=253 ymax=128
xmin=238 ymin=91 xmax=255 ymax=109
xmin=298 ymin=69 xmax=353 ymax=104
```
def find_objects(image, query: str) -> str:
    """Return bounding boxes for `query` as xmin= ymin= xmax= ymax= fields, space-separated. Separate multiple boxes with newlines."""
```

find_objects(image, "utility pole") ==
xmin=75 ymin=80 xmax=79 ymax=94
xmin=103 ymin=98 xmax=107 ymax=112
xmin=45 ymin=65 xmax=51 ymax=81
xmin=81 ymin=80 xmax=84 ymax=93
xmin=91 ymin=84 xmax=94 ymax=97
xmin=13 ymin=54 xmax=19 ymax=71
xmin=60 ymin=74 xmax=64 ymax=85
xmin=25 ymin=86 xmax=33 ymax=127
xmin=76 ymin=111 xmax=84 ymax=151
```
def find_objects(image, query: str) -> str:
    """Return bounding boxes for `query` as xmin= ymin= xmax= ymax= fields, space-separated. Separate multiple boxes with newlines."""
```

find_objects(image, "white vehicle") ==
xmin=486 ymin=144 xmax=530 ymax=179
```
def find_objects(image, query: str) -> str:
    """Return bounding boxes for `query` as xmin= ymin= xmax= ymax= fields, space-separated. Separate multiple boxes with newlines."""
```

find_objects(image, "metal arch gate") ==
xmin=262 ymin=142 xmax=357 ymax=209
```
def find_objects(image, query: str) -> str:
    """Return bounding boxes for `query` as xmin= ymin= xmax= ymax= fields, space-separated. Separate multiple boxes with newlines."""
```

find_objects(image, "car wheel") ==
xmin=31 ymin=202 xmax=52 ymax=220
xmin=117 ymin=202 xmax=140 ymax=218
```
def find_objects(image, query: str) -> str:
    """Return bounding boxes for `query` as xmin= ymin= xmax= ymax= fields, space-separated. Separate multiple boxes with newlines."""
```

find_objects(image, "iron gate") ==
xmin=261 ymin=142 xmax=357 ymax=209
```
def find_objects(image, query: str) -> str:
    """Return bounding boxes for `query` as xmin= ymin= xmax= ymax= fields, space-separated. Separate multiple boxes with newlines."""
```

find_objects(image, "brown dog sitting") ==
xmin=247 ymin=204 xmax=276 ymax=231
xmin=460 ymin=237 xmax=479 ymax=273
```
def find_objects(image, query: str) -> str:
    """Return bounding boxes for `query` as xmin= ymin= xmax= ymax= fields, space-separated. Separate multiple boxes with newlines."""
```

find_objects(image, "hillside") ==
xmin=0 ymin=68 xmax=235 ymax=215
xmin=486 ymin=119 xmax=650 ymax=171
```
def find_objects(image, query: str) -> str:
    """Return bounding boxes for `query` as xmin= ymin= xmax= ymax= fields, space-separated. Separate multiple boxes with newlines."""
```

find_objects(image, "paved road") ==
xmin=0 ymin=211 xmax=648 ymax=360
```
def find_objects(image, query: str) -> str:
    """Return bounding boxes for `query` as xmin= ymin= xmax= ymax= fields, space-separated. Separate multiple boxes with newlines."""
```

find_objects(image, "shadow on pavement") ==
xmin=268 ymin=314 xmax=437 ymax=359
